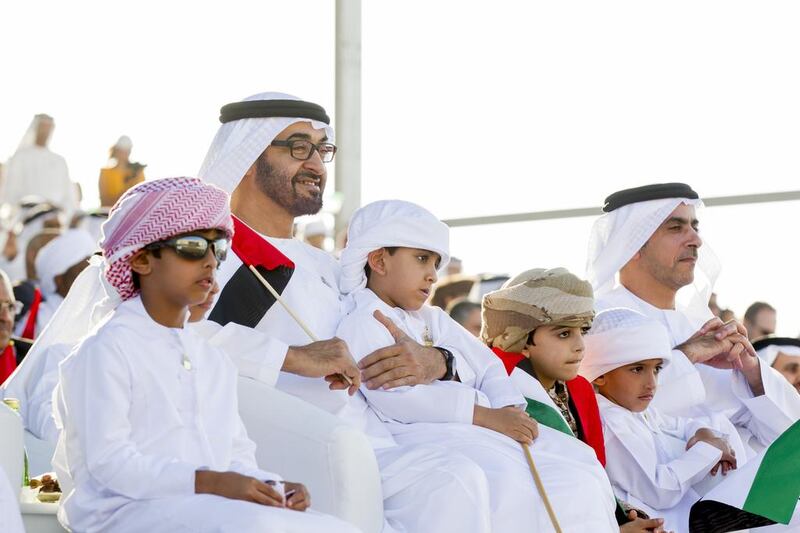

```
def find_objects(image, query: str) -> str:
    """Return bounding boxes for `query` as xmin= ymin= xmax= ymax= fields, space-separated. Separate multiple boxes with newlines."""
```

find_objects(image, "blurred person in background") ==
xmin=0 ymin=269 xmax=32 ymax=384
xmin=98 ymin=135 xmax=146 ymax=207
xmin=299 ymin=214 xmax=333 ymax=251
xmin=429 ymin=273 xmax=476 ymax=309
xmin=446 ymin=256 xmax=463 ymax=276
xmin=1 ymin=114 xmax=78 ymax=216
xmin=447 ymin=298 xmax=482 ymax=337
xmin=743 ymin=301 xmax=776 ymax=340
xmin=30 ymin=229 xmax=96 ymax=336
xmin=11 ymin=229 xmax=61 ymax=338
xmin=754 ymin=337 xmax=800 ymax=394
xmin=467 ymin=273 xmax=510 ymax=302
xmin=0 ymin=199 xmax=62 ymax=283
xmin=69 ymin=207 xmax=109 ymax=245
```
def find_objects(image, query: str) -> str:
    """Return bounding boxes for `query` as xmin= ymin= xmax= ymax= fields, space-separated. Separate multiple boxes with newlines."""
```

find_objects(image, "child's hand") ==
xmin=473 ymin=405 xmax=538 ymax=444
xmin=283 ymin=481 xmax=311 ymax=512
xmin=195 ymin=471 xmax=285 ymax=507
xmin=686 ymin=428 xmax=737 ymax=475
xmin=619 ymin=510 xmax=671 ymax=533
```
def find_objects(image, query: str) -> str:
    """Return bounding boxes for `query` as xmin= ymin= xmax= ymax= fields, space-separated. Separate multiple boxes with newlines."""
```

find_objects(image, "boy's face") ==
xmin=371 ymin=247 xmax=441 ymax=311
xmin=188 ymin=279 xmax=220 ymax=323
xmin=523 ymin=324 xmax=589 ymax=383
xmin=133 ymin=229 xmax=225 ymax=309
xmin=593 ymin=358 xmax=664 ymax=412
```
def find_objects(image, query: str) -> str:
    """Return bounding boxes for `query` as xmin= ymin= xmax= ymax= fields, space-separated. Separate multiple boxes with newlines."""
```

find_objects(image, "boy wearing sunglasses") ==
xmin=52 ymin=178 xmax=358 ymax=533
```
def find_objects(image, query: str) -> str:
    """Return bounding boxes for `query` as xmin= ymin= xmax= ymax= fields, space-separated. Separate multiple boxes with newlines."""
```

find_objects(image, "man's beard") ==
xmin=254 ymin=155 xmax=324 ymax=217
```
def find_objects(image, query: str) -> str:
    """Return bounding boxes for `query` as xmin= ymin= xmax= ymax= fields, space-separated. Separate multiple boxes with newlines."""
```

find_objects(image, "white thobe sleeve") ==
xmin=652 ymin=410 xmax=709 ymax=443
xmin=1 ymin=154 xmax=23 ymax=204
xmin=650 ymin=349 xmax=707 ymax=415
xmin=603 ymin=416 xmax=722 ymax=510
xmin=336 ymin=312 xmax=478 ymax=424
xmin=194 ymin=321 xmax=287 ymax=388
xmin=431 ymin=307 xmax=525 ymax=409
xmin=58 ymin=339 xmax=198 ymax=499
xmin=728 ymin=360 xmax=800 ymax=447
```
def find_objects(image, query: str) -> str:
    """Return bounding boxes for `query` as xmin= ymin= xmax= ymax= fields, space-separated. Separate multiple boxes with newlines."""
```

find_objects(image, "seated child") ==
xmin=482 ymin=268 xmax=605 ymax=460
xmin=335 ymin=199 xmax=620 ymax=533
xmin=581 ymin=307 xmax=747 ymax=533
xmin=51 ymin=178 xmax=357 ymax=533
xmin=482 ymin=268 xmax=668 ymax=533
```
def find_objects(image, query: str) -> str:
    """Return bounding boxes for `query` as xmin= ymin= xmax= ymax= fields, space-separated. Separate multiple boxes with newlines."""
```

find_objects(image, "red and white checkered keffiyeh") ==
xmin=100 ymin=177 xmax=233 ymax=300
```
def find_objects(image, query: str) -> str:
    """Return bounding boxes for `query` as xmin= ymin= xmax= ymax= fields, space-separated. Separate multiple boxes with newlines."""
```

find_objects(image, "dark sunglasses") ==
xmin=145 ymin=235 xmax=229 ymax=263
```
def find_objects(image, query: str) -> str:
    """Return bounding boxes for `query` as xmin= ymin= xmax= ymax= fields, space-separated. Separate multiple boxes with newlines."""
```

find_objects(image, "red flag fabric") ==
xmin=21 ymin=286 xmax=42 ymax=340
xmin=566 ymin=375 xmax=607 ymax=466
xmin=492 ymin=346 xmax=526 ymax=375
xmin=231 ymin=216 xmax=294 ymax=271
xmin=0 ymin=344 xmax=16 ymax=385
xmin=491 ymin=346 xmax=607 ymax=466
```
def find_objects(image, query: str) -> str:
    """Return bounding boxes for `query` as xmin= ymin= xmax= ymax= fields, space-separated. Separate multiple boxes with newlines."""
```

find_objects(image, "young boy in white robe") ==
xmin=581 ymin=307 xmax=747 ymax=533
xmin=482 ymin=268 xmax=669 ymax=533
xmin=336 ymin=199 xmax=620 ymax=533
xmin=52 ymin=178 xmax=357 ymax=533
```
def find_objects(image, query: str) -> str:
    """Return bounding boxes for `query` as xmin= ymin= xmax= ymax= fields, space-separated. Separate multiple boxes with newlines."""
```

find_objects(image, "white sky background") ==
xmin=2 ymin=1 xmax=799 ymax=334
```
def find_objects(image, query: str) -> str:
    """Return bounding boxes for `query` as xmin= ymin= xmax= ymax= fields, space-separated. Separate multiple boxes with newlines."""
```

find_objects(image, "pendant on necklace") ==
xmin=422 ymin=326 xmax=434 ymax=347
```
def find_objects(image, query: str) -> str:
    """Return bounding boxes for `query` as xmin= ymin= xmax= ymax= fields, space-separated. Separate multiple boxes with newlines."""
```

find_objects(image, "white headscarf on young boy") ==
xmin=339 ymin=200 xmax=450 ymax=296
xmin=34 ymin=229 xmax=97 ymax=296
xmin=580 ymin=307 xmax=673 ymax=382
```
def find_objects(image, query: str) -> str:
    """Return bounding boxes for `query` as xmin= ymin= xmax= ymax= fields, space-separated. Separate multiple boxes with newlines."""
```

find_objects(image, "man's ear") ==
xmin=367 ymin=248 xmax=388 ymax=276
xmin=241 ymin=156 xmax=259 ymax=184
xmin=129 ymin=249 xmax=153 ymax=277
xmin=593 ymin=375 xmax=606 ymax=387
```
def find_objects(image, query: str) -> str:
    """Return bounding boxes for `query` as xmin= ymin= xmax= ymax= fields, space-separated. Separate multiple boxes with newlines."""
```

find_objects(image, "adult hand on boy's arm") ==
xmin=359 ymin=310 xmax=448 ymax=390
xmin=473 ymin=405 xmax=538 ymax=444
xmin=283 ymin=339 xmax=361 ymax=395
xmin=686 ymin=428 xmax=737 ymax=475
xmin=195 ymin=471 xmax=285 ymax=507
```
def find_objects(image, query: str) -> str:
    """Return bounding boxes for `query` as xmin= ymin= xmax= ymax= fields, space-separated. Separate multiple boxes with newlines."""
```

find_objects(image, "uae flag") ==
xmin=209 ymin=216 xmax=295 ymax=328
xmin=689 ymin=419 xmax=800 ymax=533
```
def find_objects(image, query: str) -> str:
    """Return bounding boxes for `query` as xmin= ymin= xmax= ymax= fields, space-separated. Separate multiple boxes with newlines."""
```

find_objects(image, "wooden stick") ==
xmin=248 ymin=265 xmax=354 ymax=386
xmin=522 ymin=443 xmax=563 ymax=533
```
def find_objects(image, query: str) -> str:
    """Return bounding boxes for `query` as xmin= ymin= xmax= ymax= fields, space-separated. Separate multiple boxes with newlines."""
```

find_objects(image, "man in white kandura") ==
xmin=198 ymin=92 xmax=494 ymax=533
xmin=587 ymin=182 xmax=800 ymax=457
xmin=2 ymin=114 xmax=78 ymax=215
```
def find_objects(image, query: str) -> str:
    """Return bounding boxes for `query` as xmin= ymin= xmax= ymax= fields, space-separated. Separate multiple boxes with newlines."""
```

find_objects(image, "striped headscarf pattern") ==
xmin=99 ymin=177 xmax=233 ymax=300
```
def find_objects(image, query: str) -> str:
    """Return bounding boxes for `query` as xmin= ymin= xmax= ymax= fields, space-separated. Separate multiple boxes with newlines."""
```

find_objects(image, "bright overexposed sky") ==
xmin=2 ymin=1 xmax=799 ymax=334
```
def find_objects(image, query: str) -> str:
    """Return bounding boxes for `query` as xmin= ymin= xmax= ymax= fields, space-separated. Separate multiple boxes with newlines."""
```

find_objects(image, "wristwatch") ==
xmin=433 ymin=346 xmax=456 ymax=381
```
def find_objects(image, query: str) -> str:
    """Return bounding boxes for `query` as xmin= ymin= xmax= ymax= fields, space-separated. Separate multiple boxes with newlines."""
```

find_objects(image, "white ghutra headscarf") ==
xmin=586 ymin=190 xmax=721 ymax=327
xmin=198 ymin=92 xmax=335 ymax=194
xmin=580 ymin=307 xmax=673 ymax=382
xmin=339 ymin=200 xmax=450 ymax=296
